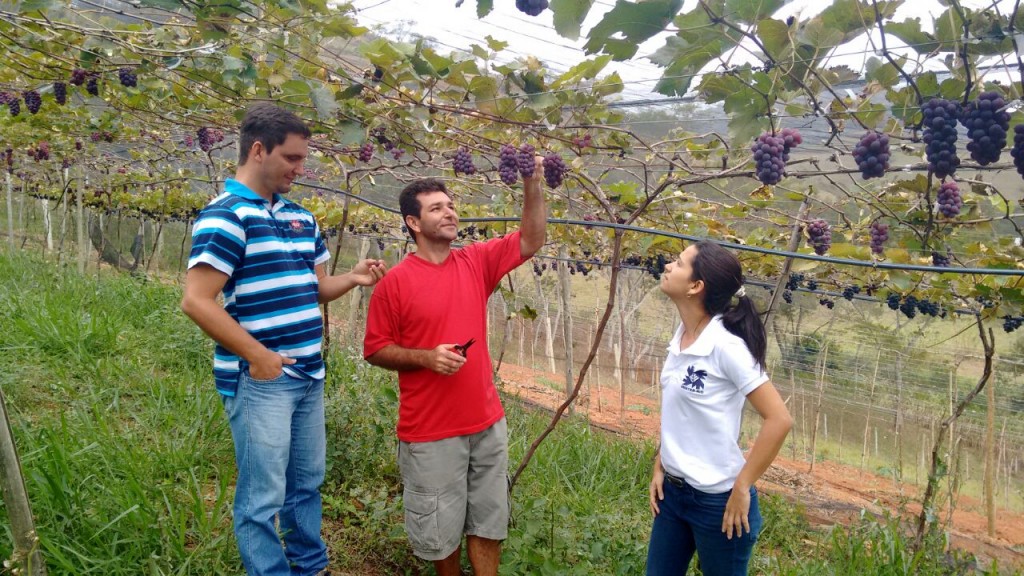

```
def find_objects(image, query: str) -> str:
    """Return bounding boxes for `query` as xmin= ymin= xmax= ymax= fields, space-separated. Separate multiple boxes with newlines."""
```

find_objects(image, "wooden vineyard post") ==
xmin=557 ymin=247 xmax=574 ymax=412
xmin=0 ymin=385 xmax=47 ymax=575
xmin=5 ymin=171 xmax=13 ymax=249
xmin=76 ymin=170 xmax=86 ymax=274
xmin=861 ymin=351 xmax=881 ymax=469
xmin=808 ymin=343 xmax=829 ymax=473
xmin=985 ymin=371 xmax=996 ymax=537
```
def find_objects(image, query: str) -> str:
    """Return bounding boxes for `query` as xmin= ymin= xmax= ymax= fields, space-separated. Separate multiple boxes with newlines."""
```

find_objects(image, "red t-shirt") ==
xmin=364 ymin=232 xmax=529 ymax=442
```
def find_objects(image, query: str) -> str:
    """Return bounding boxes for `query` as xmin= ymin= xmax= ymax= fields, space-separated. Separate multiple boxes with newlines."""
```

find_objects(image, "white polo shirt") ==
xmin=659 ymin=315 xmax=768 ymax=493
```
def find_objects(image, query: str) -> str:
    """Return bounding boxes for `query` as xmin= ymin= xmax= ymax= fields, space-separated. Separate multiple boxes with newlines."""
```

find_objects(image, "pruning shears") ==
xmin=454 ymin=338 xmax=476 ymax=357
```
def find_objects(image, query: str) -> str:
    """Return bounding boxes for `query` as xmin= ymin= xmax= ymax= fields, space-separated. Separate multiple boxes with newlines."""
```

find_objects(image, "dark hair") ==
xmin=238 ymin=103 xmax=311 ymax=165
xmin=690 ymin=241 xmax=767 ymax=369
xmin=398 ymin=178 xmax=450 ymax=241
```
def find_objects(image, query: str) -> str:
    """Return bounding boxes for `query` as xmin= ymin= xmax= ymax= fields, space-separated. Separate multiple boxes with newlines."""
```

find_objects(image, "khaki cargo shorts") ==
xmin=398 ymin=418 xmax=510 ymax=561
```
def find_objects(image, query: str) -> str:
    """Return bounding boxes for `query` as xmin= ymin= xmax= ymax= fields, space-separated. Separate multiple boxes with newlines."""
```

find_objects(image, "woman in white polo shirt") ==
xmin=647 ymin=241 xmax=793 ymax=576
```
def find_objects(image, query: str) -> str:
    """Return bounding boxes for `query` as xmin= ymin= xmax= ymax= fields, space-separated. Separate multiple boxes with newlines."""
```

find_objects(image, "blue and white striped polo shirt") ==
xmin=188 ymin=178 xmax=330 ymax=396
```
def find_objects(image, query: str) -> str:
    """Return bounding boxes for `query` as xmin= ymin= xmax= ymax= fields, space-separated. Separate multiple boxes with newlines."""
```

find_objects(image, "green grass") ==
xmin=0 ymin=249 xmax=1021 ymax=575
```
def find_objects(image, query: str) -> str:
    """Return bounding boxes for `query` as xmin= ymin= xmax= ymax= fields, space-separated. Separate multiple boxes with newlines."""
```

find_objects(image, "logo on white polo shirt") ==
xmin=681 ymin=365 xmax=708 ymax=393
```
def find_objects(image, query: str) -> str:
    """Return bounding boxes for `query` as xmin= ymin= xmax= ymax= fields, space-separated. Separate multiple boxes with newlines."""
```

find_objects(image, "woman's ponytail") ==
xmin=691 ymin=242 xmax=767 ymax=370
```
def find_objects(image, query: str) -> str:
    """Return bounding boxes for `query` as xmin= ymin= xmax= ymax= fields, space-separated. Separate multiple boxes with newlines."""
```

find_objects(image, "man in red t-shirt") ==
xmin=364 ymin=162 xmax=545 ymax=576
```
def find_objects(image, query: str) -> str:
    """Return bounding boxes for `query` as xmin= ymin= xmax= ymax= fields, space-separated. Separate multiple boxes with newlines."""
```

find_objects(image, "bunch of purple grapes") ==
xmin=515 ymin=0 xmax=548 ymax=16
xmin=453 ymin=147 xmax=476 ymax=175
xmin=0 ymin=92 xmax=19 ymax=117
xmin=806 ymin=219 xmax=832 ymax=255
xmin=932 ymin=250 xmax=951 ymax=267
xmin=23 ymin=90 xmax=41 ymax=114
xmin=936 ymin=181 xmax=962 ymax=218
xmin=853 ymin=131 xmax=890 ymax=179
xmin=899 ymin=295 xmax=918 ymax=319
xmin=70 ymin=68 xmax=88 ymax=86
xmin=391 ymin=147 xmax=405 ymax=160
xmin=961 ymin=91 xmax=1009 ymax=166
xmin=498 ymin=144 xmax=518 ymax=185
xmin=751 ymin=132 xmax=787 ymax=185
xmin=517 ymin=143 xmax=536 ymax=177
xmin=1010 ymin=124 xmax=1024 ymax=178
xmin=358 ymin=142 xmax=374 ymax=163
xmin=32 ymin=141 xmax=50 ymax=161
xmin=197 ymin=127 xmax=224 ymax=152
xmin=118 ymin=68 xmax=137 ymax=88
xmin=371 ymin=127 xmax=394 ymax=152
xmin=921 ymin=98 xmax=960 ymax=179
xmin=869 ymin=221 xmax=888 ymax=254
xmin=86 ymin=74 xmax=99 ymax=96
xmin=53 ymin=82 xmax=67 ymax=105
xmin=542 ymin=153 xmax=568 ymax=188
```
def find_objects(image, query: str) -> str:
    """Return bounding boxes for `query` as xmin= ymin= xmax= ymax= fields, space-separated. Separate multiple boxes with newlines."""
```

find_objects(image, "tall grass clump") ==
xmin=0 ymin=251 xmax=239 ymax=575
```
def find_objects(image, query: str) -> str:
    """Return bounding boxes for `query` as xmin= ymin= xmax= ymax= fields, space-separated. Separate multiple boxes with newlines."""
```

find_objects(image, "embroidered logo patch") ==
xmin=680 ymin=365 xmax=708 ymax=393
xmin=290 ymin=220 xmax=304 ymax=233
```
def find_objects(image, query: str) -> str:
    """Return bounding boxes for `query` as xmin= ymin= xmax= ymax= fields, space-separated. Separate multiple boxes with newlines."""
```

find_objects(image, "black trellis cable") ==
xmin=297 ymin=182 xmax=1024 ymax=277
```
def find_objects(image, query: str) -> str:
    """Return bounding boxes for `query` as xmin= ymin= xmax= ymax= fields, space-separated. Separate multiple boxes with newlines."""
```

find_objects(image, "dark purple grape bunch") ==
xmin=806 ymin=219 xmax=832 ymax=255
xmin=869 ymin=221 xmax=888 ymax=254
xmin=453 ymin=147 xmax=476 ymax=175
xmin=572 ymin=133 xmax=593 ymax=149
xmin=517 ymin=143 xmax=536 ymax=177
xmin=358 ymin=142 xmax=374 ymax=163
xmin=30 ymin=141 xmax=50 ymax=162
xmin=23 ymin=90 xmax=42 ymax=114
xmin=936 ymin=181 xmax=962 ymax=218
xmin=515 ymin=0 xmax=548 ymax=16
xmin=751 ymin=132 xmax=787 ymax=185
xmin=85 ymin=73 xmax=99 ymax=96
xmin=391 ymin=147 xmax=405 ymax=160
xmin=70 ymin=68 xmax=88 ymax=86
xmin=1011 ymin=124 xmax=1024 ymax=178
xmin=0 ymin=92 xmax=21 ymax=117
xmin=197 ymin=127 xmax=224 ymax=152
xmin=932 ymin=250 xmax=951 ymax=267
xmin=921 ymin=98 xmax=960 ymax=179
xmin=853 ymin=131 xmax=890 ymax=179
xmin=498 ymin=144 xmax=518 ymax=185
xmin=118 ymin=67 xmax=138 ymax=88
xmin=542 ymin=153 xmax=568 ymax=188
xmin=961 ymin=92 xmax=1009 ymax=166
xmin=53 ymin=82 xmax=67 ymax=105
xmin=1002 ymin=316 xmax=1023 ymax=333
xmin=371 ymin=127 xmax=393 ymax=151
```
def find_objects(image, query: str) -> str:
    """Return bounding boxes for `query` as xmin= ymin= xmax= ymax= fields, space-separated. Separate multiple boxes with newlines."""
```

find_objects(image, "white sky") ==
xmin=349 ymin=0 xmax=1019 ymax=101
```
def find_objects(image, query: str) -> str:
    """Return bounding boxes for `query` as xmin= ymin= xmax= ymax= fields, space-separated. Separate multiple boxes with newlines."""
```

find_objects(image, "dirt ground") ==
xmin=496 ymin=362 xmax=1024 ymax=571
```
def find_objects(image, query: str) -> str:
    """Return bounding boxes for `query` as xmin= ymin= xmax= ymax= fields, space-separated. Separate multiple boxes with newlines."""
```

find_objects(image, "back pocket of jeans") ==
xmin=403 ymin=488 xmax=441 ymax=553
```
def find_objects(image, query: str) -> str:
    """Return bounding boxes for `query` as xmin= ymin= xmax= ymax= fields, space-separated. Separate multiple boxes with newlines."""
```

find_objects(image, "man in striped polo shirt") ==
xmin=181 ymin=103 xmax=386 ymax=576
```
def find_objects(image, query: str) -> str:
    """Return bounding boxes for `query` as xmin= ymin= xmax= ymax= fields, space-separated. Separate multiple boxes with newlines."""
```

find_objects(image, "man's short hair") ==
xmin=238 ymin=103 xmax=312 ymax=165
xmin=399 ymin=178 xmax=450 ymax=241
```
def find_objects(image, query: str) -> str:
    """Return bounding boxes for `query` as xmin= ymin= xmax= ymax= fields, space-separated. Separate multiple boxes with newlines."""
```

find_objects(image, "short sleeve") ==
xmin=188 ymin=205 xmax=246 ymax=277
xmin=718 ymin=339 xmax=769 ymax=396
xmin=363 ymin=277 xmax=399 ymax=359
xmin=465 ymin=231 xmax=529 ymax=292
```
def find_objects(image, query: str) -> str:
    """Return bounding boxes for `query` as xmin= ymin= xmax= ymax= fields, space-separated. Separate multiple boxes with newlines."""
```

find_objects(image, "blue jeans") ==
xmin=646 ymin=476 xmax=762 ymax=576
xmin=222 ymin=370 xmax=328 ymax=576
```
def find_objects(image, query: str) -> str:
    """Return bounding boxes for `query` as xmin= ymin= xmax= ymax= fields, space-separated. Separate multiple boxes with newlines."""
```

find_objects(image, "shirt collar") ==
xmin=666 ymin=315 xmax=723 ymax=357
xmin=224 ymin=178 xmax=283 ymax=206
